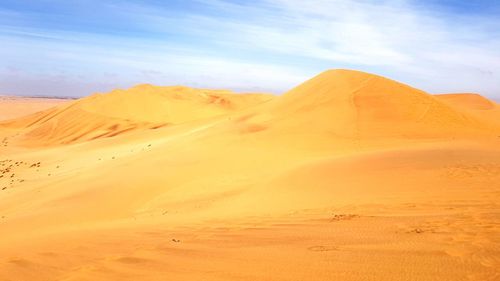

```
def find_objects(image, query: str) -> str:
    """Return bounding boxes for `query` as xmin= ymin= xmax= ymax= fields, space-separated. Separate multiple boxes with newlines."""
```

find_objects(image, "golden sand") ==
xmin=0 ymin=70 xmax=499 ymax=280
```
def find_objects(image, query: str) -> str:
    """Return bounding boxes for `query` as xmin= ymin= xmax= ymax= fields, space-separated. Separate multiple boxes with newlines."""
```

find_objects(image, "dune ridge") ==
xmin=249 ymin=69 xmax=496 ymax=138
xmin=0 ymin=69 xmax=499 ymax=281
xmin=0 ymin=86 xmax=273 ymax=146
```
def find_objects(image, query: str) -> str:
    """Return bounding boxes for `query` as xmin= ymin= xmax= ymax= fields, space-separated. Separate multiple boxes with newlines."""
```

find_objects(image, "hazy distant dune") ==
xmin=0 ymin=96 xmax=69 ymax=121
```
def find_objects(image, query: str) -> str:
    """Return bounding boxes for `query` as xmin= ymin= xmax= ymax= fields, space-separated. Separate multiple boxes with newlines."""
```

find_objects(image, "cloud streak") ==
xmin=0 ymin=0 xmax=499 ymax=99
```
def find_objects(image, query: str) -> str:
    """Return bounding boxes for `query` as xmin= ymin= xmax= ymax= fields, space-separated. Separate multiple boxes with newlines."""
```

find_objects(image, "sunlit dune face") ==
xmin=0 ymin=87 xmax=274 ymax=146
xmin=0 ymin=70 xmax=499 ymax=281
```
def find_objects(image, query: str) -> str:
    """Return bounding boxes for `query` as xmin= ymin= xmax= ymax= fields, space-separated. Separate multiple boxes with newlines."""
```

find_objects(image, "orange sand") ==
xmin=0 ymin=70 xmax=499 ymax=281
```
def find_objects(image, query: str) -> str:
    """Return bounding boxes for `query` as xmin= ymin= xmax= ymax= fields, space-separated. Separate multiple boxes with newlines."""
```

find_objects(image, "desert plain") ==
xmin=0 ymin=69 xmax=499 ymax=280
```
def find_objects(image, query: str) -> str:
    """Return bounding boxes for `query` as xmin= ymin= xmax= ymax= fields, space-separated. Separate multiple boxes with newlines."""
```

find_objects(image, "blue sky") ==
xmin=0 ymin=0 xmax=499 ymax=99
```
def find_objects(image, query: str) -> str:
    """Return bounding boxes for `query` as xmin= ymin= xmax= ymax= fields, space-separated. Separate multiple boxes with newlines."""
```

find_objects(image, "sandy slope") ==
xmin=0 ymin=70 xmax=499 ymax=281
xmin=0 ymin=86 xmax=273 ymax=146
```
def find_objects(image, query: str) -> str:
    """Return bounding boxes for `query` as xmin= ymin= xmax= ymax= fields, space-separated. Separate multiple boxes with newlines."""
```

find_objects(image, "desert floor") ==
xmin=0 ymin=96 xmax=69 ymax=121
xmin=0 ymin=70 xmax=499 ymax=281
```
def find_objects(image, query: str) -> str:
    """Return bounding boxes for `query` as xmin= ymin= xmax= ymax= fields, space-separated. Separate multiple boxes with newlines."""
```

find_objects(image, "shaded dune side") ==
xmin=236 ymin=69 xmax=498 ymax=138
xmin=0 ymin=102 xmax=157 ymax=146
xmin=0 ymin=86 xmax=274 ymax=146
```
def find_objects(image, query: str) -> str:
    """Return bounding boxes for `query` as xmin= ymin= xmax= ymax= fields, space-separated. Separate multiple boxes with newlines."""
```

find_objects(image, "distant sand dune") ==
xmin=0 ymin=96 xmax=68 ymax=121
xmin=435 ymin=93 xmax=497 ymax=110
xmin=435 ymin=93 xmax=500 ymax=127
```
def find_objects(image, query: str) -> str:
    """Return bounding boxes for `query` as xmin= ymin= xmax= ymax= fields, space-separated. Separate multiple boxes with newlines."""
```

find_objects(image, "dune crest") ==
xmin=250 ymin=69 xmax=496 ymax=138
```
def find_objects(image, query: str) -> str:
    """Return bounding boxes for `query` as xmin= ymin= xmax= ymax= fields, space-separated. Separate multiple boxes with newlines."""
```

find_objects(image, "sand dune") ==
xmin=435 ymin=93 xmax=497 ymax=110
xmin=435 ymin=93 xmax=500 ymax=126
xmin=0 ymin=69 xmax=499 ymax=280
xmin=231 ymin=70 xmax=497 ymax=139
xmin=0 ymin=86 xmax=273 ymax=146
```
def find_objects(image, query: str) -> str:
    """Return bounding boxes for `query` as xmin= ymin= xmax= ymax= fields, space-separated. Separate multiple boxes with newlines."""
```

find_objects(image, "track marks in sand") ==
xmin=307 ymin=245 xmax=339 ymax=252
xmin=330 ymin=214 xmax=360 ymax=222
xmin=443 ymin=163 xmax=500 ymax=179
xmin=387 ymin=203 xmax=500 ymax=280
xmin=0 ymin=159 xmax=42 ymax=190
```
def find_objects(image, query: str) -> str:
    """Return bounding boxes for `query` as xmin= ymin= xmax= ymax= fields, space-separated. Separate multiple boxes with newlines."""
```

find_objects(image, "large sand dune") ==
xmin=234 ymin=70 xmax=495 ymax=138
xmin=0 ymin=86 xmax=272 ymax=146
xmin=0 ymin=69 xmax=499 ymax=280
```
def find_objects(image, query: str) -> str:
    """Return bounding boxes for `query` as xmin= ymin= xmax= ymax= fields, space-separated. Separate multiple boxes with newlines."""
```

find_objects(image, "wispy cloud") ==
xmin=0 ymin=0 xmax=499 ymax=99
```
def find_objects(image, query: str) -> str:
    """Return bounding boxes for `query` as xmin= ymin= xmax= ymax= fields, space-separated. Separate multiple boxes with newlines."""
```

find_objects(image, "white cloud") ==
xmin=0 ymin=0 xmax=499 ymax=99
xmin=188 ymin=0 xmax=500 ymax=97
